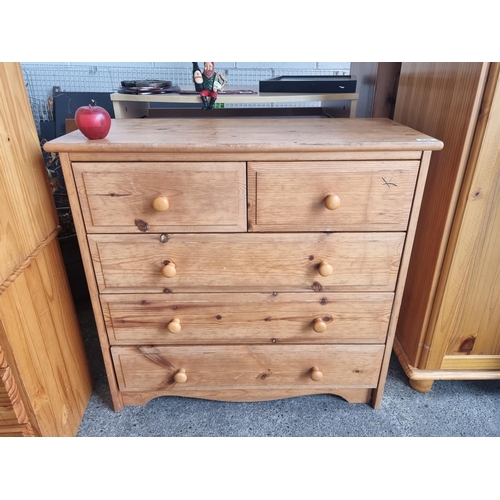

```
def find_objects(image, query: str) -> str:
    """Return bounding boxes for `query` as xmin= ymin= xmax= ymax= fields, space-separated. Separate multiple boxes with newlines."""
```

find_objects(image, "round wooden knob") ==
xmin=313 ymin=318 xmax=327 ymax=333
xmin=167 ymin=318 xmax=181 ymax=333
xmin=161 ymin=262 xmax=176 ymax=278
xmin=310 ymin=366 xmax=323 ymax=381
xmin=174 ymin=368 xmax=187 ymax=383
xmin=152 ymin=196 xmax=169 ymax=212
xmin=325 ymin=194 xmax=341 ymax=210
xmin=318 ymin=261 xmax=333 ymax=277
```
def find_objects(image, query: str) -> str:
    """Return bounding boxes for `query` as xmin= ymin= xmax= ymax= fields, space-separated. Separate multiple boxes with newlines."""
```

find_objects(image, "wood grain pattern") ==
xmin=440 ymin=356 xmax=500 ymax=370
xmin=424 ymin=65 xmax=500 ymax=366
xmin=89 ymin=232 xmax=405 ymax=293
xmin=66 ymin=150 xmax=423 ymax=163
xmin=43 ymin=117 xmax=443 ymax=155
xmin=371 ymin=150 xmax=433 ymax=408
xmin=0 ymin=341 xmax=37 ymax=436
xmin=393 ymin=62 xmax=500 ymax=389
xmin=45 ymin=117 xmax=440 ymax=410
xmin=120 ymin=388 xmax=374 ymax=405
xmin=58 ymin=153 xmax=125 ymax=412
xmin=0 ymin=63 xmax=58 ymax=284
xmin=0 ymin=239 xmax=93 ymax=436
xmin=111 ymin=344 xmax=384 ymax=392
xmin=0 ymin=225 xmax=60 ymax=294
xmin=0 ymin=62 xmax=92 ymax=435
xmin=74 ymin=161 xmax=247 ymax=233
xmin=394 ymin=62 xmax=489 ymax=366
xmin=248 ymin=160 xmax=419 ymax=231
xmin=393 ymin=337 xmax=500 ymax=386
xmin=101 ymin=292 xmax=394 ymax=345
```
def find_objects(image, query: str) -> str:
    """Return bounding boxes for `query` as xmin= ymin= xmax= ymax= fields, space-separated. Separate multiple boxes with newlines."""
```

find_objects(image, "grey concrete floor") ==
xmin=74 ymin=297 xmax=500 ymax=437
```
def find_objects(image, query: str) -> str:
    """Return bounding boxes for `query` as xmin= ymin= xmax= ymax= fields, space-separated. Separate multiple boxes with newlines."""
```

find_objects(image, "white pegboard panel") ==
xmin=316 ymin=62 xmax=351 ymax=71
xmin=224 ymin=101 xmax=320 ymax=109
xmin=272 ymin=68 xmax=349 ymax=77
xmin=22 ymin=63 xmax=193 ymax=94
xmin=21 ymin=63 xmax=350 ymax=129
xmin=226 ymin=102 xmax=274 ymax=109
xmin=226 ymin=68 xmax=274 ymax=86
xmin=22 ymin=63 xmax=193 ymax=131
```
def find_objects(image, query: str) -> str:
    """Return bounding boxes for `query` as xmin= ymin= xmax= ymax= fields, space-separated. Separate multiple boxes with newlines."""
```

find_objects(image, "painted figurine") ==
xmin=192 ymin=62 xmax=227 ymax=110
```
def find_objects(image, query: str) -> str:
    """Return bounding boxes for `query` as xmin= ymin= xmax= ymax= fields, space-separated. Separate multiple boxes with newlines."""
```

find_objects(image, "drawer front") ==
xmin=90 ymin=232 xmax=405 ymax=293
xmin=111 ymin=344 xmax=385 ymax=392
xmin=248 ymin=161 xmax=420 ymax=231
xmin=102 ymin=292 xmax=394 ymax=345
xmin=73 ymin=162 xmax=247 ymax=232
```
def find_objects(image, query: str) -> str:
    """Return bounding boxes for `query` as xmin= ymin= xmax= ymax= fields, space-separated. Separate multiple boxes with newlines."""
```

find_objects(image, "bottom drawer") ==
xmin=111 ymin=344 xmax=384 ymax=394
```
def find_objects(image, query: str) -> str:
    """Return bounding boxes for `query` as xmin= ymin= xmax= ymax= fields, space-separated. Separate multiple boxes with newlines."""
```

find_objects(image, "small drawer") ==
xmin=89 ymin=232 xmax=405 ymax=293
xmin=101 ymin=292 xmax=394 ymax=345
xmin=73 ymin=162 xmax=247 ymax=233
xmin=248 ymin=161 xmax=419 ymax=231
xmin=111 ymin=344 xmax=385 ymax=393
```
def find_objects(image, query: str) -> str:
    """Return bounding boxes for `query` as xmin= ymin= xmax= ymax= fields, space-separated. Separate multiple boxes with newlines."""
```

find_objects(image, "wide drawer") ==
xmin=89 ymin=232 xmax=405 ymax=293
xmin=102 ymin=292 xmax=394 ymax=345
xmin=73 ymin=162 xmax=247 ymax=232
xmin=111 ymin=344 xmax=385 ymax=393
xmin=248 ymin=160 xmax=420 ymax=231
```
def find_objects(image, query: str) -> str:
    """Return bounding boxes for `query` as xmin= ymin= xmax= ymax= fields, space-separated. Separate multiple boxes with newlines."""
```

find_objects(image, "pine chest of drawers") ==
xmin=44 ymin=117 xmax=442 ymax=411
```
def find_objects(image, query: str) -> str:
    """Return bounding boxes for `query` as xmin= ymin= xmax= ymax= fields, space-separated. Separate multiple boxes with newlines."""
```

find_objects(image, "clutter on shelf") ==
xmin=117 ymin=80 xmax=181 ymax=94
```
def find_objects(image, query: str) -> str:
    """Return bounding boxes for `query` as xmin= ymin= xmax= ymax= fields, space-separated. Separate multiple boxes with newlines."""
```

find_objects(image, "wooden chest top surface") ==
xmin=44 ymin=117 xmax=443 ymax=154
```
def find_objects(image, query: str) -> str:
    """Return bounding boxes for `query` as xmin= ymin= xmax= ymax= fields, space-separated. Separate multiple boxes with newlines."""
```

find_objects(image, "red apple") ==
xmin=75 ymin=104 xmax=111 ymax=140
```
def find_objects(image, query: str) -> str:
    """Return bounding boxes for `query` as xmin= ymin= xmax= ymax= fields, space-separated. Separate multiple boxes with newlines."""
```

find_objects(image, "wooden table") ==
xmin=111 ymin=86 xmax=359 ymax=118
